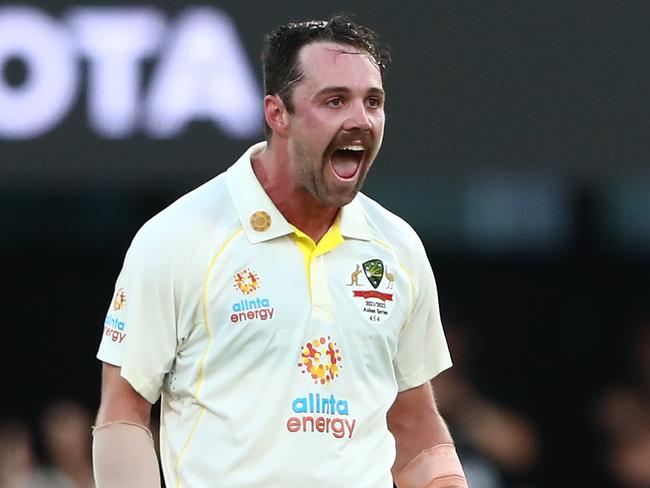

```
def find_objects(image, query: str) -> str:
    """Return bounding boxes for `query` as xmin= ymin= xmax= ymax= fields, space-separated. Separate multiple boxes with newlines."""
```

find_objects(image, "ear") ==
xmin=264 ymin=94 xmax=290 ymax=137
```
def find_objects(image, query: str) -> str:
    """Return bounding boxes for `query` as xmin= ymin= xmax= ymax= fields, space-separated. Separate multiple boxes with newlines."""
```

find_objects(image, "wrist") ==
xmin=394 ymin=444 xmax=468 ymax=488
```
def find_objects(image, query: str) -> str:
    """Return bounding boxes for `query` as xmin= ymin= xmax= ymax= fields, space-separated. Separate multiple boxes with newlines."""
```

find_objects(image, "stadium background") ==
xmin=2 ymin=1 xmax=649 ymax=487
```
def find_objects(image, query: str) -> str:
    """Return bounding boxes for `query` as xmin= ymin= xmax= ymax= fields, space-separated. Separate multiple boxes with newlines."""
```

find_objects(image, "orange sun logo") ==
xmin=233 ymin=268 xmax=260 ymax=295
xmin=297 ymin=336 xmax=342 ymax=385
xmin=113 ymin=288 xmax=127 ymax=310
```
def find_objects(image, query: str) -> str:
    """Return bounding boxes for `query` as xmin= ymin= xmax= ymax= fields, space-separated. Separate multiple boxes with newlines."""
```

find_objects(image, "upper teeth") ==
xmin=339 ymin=145 xmax=364 ymax=151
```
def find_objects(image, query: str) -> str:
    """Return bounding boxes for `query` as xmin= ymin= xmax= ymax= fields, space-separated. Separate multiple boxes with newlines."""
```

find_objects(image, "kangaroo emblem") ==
xmin=384 ymin=266 xmax=394 ymax=289
xmin=346 ymin=264 xmax=362 ymax=286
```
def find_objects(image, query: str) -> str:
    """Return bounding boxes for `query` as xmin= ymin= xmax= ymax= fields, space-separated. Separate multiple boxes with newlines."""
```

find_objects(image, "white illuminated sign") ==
xmin=0 ymin=5 xmax=262 ymax=139
xmin=0 ymin=7 xmax=78 ymax=138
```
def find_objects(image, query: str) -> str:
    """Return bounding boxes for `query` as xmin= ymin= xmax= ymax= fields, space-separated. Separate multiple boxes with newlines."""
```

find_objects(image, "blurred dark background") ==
xmin=2 ymin=2 xmax=649 ymax=487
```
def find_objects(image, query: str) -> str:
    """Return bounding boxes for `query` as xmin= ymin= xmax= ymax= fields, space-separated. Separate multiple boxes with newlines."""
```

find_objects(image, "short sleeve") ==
xmin=96 ymin=222 xmax=179 ymax=403
xmin=393 ymin=241 xmax=452 ymax=391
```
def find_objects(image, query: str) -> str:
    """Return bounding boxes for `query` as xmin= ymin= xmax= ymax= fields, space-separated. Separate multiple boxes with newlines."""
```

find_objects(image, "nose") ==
xmin=343 ymin=99 xmax=372 ymax=131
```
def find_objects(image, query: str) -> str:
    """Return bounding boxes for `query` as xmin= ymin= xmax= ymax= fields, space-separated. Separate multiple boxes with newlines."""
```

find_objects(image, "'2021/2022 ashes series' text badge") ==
xmin=346 ymin=259 xmax=395 ymax=323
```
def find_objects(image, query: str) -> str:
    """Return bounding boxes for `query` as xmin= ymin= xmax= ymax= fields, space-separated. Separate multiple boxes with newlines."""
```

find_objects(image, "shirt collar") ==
xmin=226 ymin=142 xmax=375 ymax=244
xmin=338 ymin=195 xmax=374 ymax=241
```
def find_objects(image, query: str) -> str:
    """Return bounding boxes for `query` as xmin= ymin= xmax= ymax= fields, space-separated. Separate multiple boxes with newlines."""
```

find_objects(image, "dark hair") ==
xmin=261 ymin=13 xmax=391 ymax=137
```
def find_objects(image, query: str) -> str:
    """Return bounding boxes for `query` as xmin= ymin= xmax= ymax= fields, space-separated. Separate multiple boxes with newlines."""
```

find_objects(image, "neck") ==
xmin=252 ymin=142 xmax=339 ymax=243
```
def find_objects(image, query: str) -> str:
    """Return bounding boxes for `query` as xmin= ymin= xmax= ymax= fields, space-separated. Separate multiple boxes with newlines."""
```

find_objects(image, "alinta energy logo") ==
xmin=346 ymin=259 xmax=396 ymax=324
xmin=229 ymin=268 xmax=275 ymax=324
xmin=286 ymin=336 xmax=357 ymax=440
xmin=104 ymin=287 xmax=127 ymax=344
xmin=298 ymin=336 xmax=342 ymax=385
xmin=233 ymin=268 xmax=260 ymax=295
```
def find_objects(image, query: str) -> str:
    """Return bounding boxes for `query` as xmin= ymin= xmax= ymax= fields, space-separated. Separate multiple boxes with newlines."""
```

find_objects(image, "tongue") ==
xmin=331 ymin=151 xmax=360 ymax=179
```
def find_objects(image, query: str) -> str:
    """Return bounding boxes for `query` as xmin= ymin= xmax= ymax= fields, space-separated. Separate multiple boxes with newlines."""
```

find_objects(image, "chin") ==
xmin=326 ymin=191 xmax=358 ymax=208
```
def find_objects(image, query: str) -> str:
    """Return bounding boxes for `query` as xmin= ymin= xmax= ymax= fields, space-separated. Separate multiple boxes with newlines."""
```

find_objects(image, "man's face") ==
xmin=285 ymin=41 xmax=385 ymax=208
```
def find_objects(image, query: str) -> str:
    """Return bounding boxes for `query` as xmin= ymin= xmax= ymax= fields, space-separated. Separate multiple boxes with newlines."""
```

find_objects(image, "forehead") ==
xmin=296 ymin=41 xmax=383 ymax=90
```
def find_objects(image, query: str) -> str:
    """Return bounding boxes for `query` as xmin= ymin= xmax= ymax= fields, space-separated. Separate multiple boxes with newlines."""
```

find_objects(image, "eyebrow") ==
xmin=315 ymin=86 xmax=385 ymax=98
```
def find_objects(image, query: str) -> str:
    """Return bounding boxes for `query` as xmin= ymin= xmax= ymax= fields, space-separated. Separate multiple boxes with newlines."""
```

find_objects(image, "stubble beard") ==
xmin=292 ymin=139 xmax=369 ymax=208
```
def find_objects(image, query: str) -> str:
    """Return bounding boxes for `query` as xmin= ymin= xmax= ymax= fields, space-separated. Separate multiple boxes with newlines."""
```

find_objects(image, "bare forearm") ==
xmin=388 ymin=383 xmax=467 ymax=488
xmin=388 ymin=383 xmax=453 ymax=472
xmin=391 ymin=402 xmax=454 ymax=474
xmin=93 ymin=364 xmax=160 ymax=487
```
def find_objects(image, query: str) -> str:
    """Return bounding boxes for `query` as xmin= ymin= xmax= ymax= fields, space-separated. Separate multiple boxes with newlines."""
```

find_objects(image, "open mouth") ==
xmin=330 ymin=144 xmax=364 ymax=180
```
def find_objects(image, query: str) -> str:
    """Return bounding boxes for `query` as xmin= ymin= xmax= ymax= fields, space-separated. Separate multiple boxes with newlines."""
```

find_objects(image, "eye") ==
xmin=326 ymin=97 xmax=343 ymax=108
xmin=367 ymin=96 xmax=383 ymax=109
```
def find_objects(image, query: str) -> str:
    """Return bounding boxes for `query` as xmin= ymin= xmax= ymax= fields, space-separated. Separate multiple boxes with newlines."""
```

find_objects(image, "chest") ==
xmin=201 ymin=237 xmax=412 ymax=363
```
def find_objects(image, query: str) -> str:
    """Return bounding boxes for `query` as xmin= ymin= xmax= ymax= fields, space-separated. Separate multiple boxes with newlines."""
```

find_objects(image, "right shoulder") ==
xmin=125 ymin=172 xmax=240 ymax=265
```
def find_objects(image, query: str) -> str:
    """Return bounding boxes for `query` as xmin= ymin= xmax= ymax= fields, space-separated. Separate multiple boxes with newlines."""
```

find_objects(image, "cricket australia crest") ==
xmin=363 ymin=259 xmax=384 ymax=288
xmin=346 ymin=259 xmax=396 ymax=323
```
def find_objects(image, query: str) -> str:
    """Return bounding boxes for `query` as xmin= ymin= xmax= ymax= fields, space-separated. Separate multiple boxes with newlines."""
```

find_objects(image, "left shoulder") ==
xmin=354 ymin=192 xmax=427 ymax=256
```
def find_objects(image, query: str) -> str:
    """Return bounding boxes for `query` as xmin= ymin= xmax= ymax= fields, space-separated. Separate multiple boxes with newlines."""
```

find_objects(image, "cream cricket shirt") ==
xmin=97 ymin=142 xmax=452 ymax=488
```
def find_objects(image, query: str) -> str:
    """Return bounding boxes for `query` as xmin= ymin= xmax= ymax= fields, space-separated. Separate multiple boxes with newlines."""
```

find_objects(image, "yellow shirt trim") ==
xmin=291 ymin=216 xmax=344 ymax=299
xmin=173 ymin=227 xmax=243 ymax=487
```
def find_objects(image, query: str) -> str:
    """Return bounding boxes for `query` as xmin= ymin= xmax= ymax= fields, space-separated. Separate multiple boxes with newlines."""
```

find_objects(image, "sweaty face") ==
xmin=286 ymin=42 xmax=385 ymax=208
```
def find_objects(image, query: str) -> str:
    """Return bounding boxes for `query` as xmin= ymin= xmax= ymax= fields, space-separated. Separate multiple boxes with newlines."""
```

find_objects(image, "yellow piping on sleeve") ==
xmin=173 ymin=227 xmax=243 ymax=488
